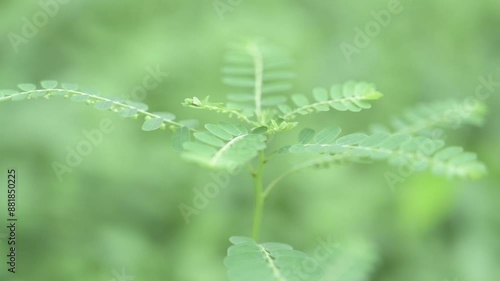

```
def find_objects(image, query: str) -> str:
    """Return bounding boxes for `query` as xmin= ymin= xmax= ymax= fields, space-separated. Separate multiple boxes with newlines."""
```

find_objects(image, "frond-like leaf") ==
xmin=372 ymin=100 xmax=487 ymax=136
xmin=223 ymin=41 xmax=295 ymax=120
xmin=289 ymin=127 xmax=486 ymax=179
xmin=224 ymin=236 xmax=324 ymax=281
xmin=182 ymin=123 xmax=266 ymax=169
xmin=279 ymin=81 xmax=383 ymax=120
xmin=0 ymin=81 xmax=191 ymax=132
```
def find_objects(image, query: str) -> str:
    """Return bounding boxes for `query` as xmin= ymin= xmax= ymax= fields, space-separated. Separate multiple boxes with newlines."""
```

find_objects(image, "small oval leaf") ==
xmin=41 ymin=80 xmax=58 ymax=89
xmin=205 ymin=124 xmax=233 ymax=140
xmin=18 ymin=84 xmax=36 ymax=91
xmin=251 ymin=126 xmax=268 ymax=134
xmin=62 ymin=83 xmax=79 ymax=91
xmin=142 ymin=118 xmax=164 ymax=131
xmin=11 ymin=93 xmax=29 ymax=101
xmin=298 ymin=128 xmax=315 ymax=143
xmin=93 ymin=100 xmax=114 ymax=110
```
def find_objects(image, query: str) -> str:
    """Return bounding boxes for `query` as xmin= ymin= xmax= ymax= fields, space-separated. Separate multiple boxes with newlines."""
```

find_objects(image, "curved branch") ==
xmin=263 ymin=155 xmax=349 ymax=199
xmin=1 ymin=88 xmax=196 ymax=131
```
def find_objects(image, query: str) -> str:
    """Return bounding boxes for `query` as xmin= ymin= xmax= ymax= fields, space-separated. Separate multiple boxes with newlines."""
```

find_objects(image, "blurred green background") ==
xmin=0 ymin=0 xmax=499 ymax=280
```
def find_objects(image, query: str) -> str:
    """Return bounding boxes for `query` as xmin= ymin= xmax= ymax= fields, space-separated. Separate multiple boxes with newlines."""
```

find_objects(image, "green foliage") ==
xmin=0 ymin=41 xmax=489 ymax=281
xmin=183 ymin=96 xmax=258 ymax=126
xmin=322 ymin=241 xmax=379 ymax=281
xmin=224 ymin=236 xmax=324 ymax=281
xmin=182 ymin=123 xmax=267 ymax=169
xmin=0 ymin=81 xmax=190 ymax=132
xmin=279 ymin=82 xmax=383 ymax=120
xmin=172 ymin=127 xmax=191 ymax=151
xmin=371 ymin=100 xmax=487 ymax=136
xmin=222 ymin=41 xmax=295 ymax=120
xmin=289 ymin=127 xmax=486 ymax=179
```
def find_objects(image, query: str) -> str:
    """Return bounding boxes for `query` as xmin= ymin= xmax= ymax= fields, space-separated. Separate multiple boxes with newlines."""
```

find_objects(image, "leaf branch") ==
xmin=247 ymin=43 xmax=264 ymax=122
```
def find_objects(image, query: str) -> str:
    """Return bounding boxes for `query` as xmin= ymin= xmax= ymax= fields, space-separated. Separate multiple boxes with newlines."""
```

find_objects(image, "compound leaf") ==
xmin=183 ymin=96 xmax=257 ymax=125
xmin=289 ymin=127 xmax=486 ymax=179
xmin=372 ymin=100 xmax=487 ymax=136
xmin=183 ymin=123 xmax=267 ymax=169
xmin=223 ymin=41 xmax=294 ymax=118
xmin=225 ymin=236 xmax=324 ymax=281
xmin=0 ymin=82 xmax=193 ymax=133
xmin=280 ymin=82 xmax=383 ymax=120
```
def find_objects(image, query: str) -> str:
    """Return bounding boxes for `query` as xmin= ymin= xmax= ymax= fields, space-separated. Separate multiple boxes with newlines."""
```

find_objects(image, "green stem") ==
xmin=262 ymin=155 xmax=345 ymax=199
xmin=1 ymin=89 xmax=196 ymax=131
xmin=252 ymin=151 xmax=266 ymax=241
xmin=263 ymin=166 xmax=301 ymax=200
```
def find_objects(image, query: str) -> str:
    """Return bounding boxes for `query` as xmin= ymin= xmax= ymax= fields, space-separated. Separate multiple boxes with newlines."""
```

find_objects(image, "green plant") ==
xmin=0 ymin=41 xmax=487 ymax=281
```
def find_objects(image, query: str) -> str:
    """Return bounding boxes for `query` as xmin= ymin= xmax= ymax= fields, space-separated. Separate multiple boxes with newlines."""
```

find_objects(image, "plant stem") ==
xmin=252 ymin=151 xmax=266 ymax=241
xmin=262 ymin=155 xmax=346 ymax=199
xmin=263 ymin=167 xmax=300 ymax=200
xmin=0 ymin=89 xmax=195 ymax=131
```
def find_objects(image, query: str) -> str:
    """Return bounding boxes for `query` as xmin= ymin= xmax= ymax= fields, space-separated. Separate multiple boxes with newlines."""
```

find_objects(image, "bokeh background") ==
xmin=0 ymin=0 xmax=499 ymax=280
